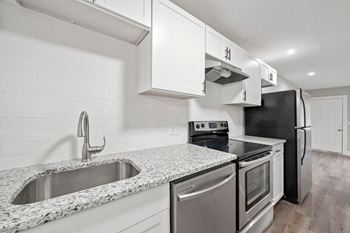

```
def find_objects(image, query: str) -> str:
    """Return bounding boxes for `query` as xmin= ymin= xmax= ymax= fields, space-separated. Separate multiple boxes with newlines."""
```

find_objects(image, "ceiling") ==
xmin=171 ymin=0 xmax=350 ymax=90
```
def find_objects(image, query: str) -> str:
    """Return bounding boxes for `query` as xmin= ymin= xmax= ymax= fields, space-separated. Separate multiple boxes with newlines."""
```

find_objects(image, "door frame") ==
xmin=311 ymin=95 xmax=349 ymax=155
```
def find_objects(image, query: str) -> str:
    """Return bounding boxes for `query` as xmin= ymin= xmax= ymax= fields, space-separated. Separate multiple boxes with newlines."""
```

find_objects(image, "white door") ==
xmin=311 ymin=98 xmax=343 ymax=153
xmin=152 ymin=0 xmax=206 ymax=96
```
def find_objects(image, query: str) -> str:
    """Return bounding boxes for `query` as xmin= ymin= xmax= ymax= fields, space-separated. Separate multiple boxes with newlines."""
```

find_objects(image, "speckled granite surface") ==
xmin=231 ymin=135 xmax=286 ymax=146
xmin=0 ymin=144 xmax=236 ymax=233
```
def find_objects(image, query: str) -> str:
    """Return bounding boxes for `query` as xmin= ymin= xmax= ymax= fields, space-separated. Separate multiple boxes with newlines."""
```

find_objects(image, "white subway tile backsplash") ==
xmin=0 ymin=130 xmax=19 ymax=143
xmin=0 ymin=142 xmax=38 ymax=156
xmin=1 ymin=93 xmax=37 ymax=106
xmin=0 ymin=0 xmax=243 ymax=169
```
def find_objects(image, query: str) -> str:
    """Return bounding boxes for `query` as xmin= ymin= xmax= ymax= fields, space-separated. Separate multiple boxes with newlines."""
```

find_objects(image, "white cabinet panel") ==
xmin=205 ymin=26 xmax=242 ymax=69
xmin=205 ymin=26 xmax=226 ymax=61
xmin=272 ymin=145 xmax=284 ymax=205
xmin=222 ymin=51 xmax=261 ymax=106
xmin=25 ymin=184 xmax=170 ymax=233
xmin=260 ymin=61 xmax=277 ymax=87
xmin=227 ymin=42 xmax=242 ymax=69
xmin=94 ymin=0 xmax=151 ymax=27
xmin=242 ymin=53 xmax=261 ymax=106
xmin=120 ymin=209 xmax=169 ymax=233
xmin=138 ymin=0 xmax=206 ymax=97
xmin=152 ymin=0 xmax=205 ymax=96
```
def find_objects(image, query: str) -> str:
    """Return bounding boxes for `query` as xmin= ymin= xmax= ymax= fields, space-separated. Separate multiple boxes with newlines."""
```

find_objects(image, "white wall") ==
xmin=262 ymin=76 xmax=298 ymax=93
xmin=0 ymin=0 xmax=243 ymax=169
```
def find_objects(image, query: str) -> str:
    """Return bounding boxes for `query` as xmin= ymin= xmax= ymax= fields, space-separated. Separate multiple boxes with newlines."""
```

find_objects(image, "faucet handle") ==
xmin=88 ymin=137 xmax=106 ymax=154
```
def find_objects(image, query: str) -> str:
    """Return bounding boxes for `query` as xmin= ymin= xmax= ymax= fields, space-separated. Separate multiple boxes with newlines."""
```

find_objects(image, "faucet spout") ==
xmin=77 ymin=111 xmax=105 ymax=162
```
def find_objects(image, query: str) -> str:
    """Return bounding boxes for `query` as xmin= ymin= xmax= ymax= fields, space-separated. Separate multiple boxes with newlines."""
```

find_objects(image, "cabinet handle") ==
xmin=225 ymin=47 xmax=229 ymax=60
xmin=228 ymin=48 xmax=231 ymax=61
xmin=203 ymin=81 xmax=206 ymax=94
xmin=275 ymin=150 xmax=282 ymax=153
xmin=243 ymin=91 xmax=247 ymax=101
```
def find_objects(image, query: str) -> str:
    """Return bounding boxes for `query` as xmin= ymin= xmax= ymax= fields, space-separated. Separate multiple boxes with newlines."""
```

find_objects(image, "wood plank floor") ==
xmin=265 ymin=151 xmax=350 ymax=233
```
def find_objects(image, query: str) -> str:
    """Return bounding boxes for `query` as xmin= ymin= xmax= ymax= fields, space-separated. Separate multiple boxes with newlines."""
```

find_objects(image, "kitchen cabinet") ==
xmin=260 ymin=60 xmax=278 ymax=87
xmin=17 ymin=0 xmax=151 ymax=46
xmin=25 ymin=184 xmax=170 ymax=233
xmin=205 ymin=26 xmax=242 ymax=69
xmin=120 ymin=209 xmax=169 ymax=233
xmin=138 ymin=0 xmax=206 ymax=98
xmin=94 ymin=0 xmax=151 ymax=27
xmin=272 ymin=144 xmax=284 ymax=205
xmin=222 ymin=51 xmax=261 ymax=106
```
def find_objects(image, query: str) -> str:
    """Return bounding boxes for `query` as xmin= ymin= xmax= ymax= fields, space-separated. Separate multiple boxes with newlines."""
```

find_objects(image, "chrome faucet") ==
xmin=77 ymin=111 xmax=106 ymax=162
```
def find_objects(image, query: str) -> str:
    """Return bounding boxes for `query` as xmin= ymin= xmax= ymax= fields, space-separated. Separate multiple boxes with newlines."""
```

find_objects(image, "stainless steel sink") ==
xmin=12 ymin=161 xmax=140 ymax=205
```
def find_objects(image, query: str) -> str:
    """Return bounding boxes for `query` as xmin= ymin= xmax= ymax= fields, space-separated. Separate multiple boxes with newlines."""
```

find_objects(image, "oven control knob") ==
xmin=201 ymin=123 xmax=205 ymax=128
xmin=223 ymin=123 xmax=227 ymax=127
xmin=220 ymin=123 xmax=224 ymax=127
xmin=195 ymin=124 xmax=200 ymax=129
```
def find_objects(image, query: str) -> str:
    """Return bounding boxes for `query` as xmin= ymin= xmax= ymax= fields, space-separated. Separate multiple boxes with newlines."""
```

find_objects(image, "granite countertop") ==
xmin=0 ymin=144 xmax=236 ymax=233
xmin=231 ymin=135 xmax=286 ymax=146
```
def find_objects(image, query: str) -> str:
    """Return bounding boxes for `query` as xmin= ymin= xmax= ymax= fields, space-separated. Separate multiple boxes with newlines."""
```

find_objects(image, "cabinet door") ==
xmin=227 ymin=42 xmax=242 ymax=69
xmin=269 ymin=67 xmax=278 ymax=86
xmin=273 ymin=150 xmax=284 ymax=205
xmin=260 ymin=62 xmax=270 ymax=82
xmin=94 ymin=0 xmax=151 ymax=27
xmin=120 ymin=210 xmax=170 ymax=233
xmin=205 ymin=26 xmax=226 ymax=61
xmin=242 ymin=54 xmax=261 ymax=106
xmin=152 ymin=0 xmax=205 ymax=96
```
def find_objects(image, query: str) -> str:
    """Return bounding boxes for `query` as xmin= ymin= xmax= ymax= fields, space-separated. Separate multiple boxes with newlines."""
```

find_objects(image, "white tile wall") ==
xmin=0 ymin=0 xmax=243 ymax=170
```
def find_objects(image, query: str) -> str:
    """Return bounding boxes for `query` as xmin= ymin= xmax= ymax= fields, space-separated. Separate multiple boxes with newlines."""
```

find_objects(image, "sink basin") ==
xmin=12 ymin=161 xmax=139 ymax=205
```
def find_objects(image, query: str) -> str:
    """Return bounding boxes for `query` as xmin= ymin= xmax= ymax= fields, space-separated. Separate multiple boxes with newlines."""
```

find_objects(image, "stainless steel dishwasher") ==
xmin=171 ymin=163 xmax=236 ymax=233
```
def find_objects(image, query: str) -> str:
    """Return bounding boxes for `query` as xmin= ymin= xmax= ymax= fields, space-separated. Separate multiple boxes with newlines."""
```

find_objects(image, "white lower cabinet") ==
xmin=272 ymin=144 xmax=284 ymax=205
xmin=25 ymin=184 xmax=170 ymax=233
xmin=121 ymin=209 xmax=169 ymax=233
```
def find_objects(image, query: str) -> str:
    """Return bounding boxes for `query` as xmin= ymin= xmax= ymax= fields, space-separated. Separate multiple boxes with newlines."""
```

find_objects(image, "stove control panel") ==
xmin=192 ymin=121 xmax=228 ymax=131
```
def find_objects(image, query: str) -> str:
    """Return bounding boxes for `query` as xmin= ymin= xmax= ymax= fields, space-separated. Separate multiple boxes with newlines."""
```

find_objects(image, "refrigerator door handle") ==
xmin=300 ymin=128 xmax=307 ymax=165
xmin=300 ymin=89 xmax=307 ymax=128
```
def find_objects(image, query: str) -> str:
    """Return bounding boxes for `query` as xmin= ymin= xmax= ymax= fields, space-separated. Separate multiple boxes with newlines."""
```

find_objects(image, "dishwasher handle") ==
xmin=177 ymin=173 xmax=235 ymax=202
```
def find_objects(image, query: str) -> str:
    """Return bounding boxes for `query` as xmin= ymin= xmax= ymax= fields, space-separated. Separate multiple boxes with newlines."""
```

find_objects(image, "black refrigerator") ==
xmin=245 ymin=89 xmax=312 ymax=204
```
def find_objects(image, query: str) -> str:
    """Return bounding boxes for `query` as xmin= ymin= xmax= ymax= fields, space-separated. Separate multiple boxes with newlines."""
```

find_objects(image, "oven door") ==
xmin=238 ymin=151 xmax=273 ymax=229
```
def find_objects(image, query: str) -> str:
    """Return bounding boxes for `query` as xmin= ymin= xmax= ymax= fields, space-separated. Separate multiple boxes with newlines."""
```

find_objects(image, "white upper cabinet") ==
xmin=94 ymin=0 xmax=151 ymax=27
xmin=205 ymin=26 xmax=242 ymax=69
xmin=206 ymin=26 xmax=226 ymax=61
xmin=260 ymin=60 xmax=278 ymax=87
xmin=17 ymin=0 xmax=151 ymax=45
xmin=138 ymin=0 xmax=206 ymax=98
xmin=222 ymin=51 xmax=261 ymax=106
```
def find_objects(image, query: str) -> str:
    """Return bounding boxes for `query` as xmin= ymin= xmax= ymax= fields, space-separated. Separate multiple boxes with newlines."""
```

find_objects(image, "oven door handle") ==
xmin=177 ymin=173 xmax=235 ymax=202
xmin=239 ymin=152 xmax=274 ymax=168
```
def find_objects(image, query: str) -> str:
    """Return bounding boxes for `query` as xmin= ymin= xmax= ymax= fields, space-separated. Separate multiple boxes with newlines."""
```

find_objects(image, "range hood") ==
xmin=205 ymin=59 xmax=250 ymax=85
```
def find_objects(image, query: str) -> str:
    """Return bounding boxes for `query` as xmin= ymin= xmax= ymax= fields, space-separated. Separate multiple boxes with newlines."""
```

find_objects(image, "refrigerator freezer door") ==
xmin=297 ymin=89 xmax=312 ymax=128
xmin=297 ymin=127 xmax=312 ymax=203
xmin=302 ymin=90 xmax=312 ymax=127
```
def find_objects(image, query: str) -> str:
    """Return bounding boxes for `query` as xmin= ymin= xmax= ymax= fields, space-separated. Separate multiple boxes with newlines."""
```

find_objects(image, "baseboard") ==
xmin=343 ymin=151 xmax=350 ymax=156
xmin=312 ymin=149 xmax=350 ymax=156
